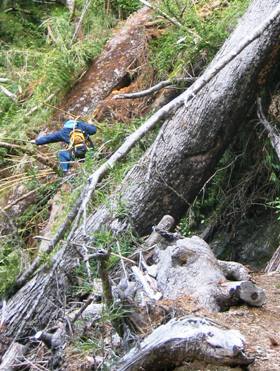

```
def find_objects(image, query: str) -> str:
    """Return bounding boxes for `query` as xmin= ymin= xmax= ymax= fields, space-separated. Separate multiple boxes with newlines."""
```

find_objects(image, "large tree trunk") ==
xmin=84 ymin=0 xmax=280 ymax=236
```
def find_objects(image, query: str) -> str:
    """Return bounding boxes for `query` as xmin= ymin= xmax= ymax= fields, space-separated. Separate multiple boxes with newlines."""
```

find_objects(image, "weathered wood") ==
xmin=144 ymin=214 xmax=175 ymax=247
xmin=217 ymin=260 xmax=250 ymax=281
xmin=265 ymin=245 xmax=280 ymax=272
xmin=219 ymin=281 xmax=266 ymax=308
xmin=0 ymin=84 xmax=17 ymax=102
xmin=131 ymin=266 xmax=162 ymax=301
xmin=0 ymin=342 xmax=25 ymax=371
xmin=1 ymin=0 xmax=278 ymax=349
xmin=15 ymin=0 xmax=280 ymax=294
xmin=115 ymin=316 xmax=254 ymax=370
xmin=35 ymin=321 xmax=66 ymax=370
xmin=155 ymin=236 xmax=265 ymax=311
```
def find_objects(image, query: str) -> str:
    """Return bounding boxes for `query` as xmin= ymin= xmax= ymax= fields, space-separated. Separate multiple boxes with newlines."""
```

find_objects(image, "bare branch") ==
xmin=139 ymin=0 xmax=183 ymax=27
xmin=71 ymin=0 xmax=90 ymax=44
xmin=0 ymin=84 xmax=17 ymax=102
xmin=114 ymin=77 xmax=195 ymax=100
xmin=265 ymin=245 xmax=280 ymax=273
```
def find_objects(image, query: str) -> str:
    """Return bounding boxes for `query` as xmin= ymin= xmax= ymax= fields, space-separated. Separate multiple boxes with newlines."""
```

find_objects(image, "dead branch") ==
xmin=88 ymin=248 xmax=124 ymax=336
xmin=113 ymin=77 xmax=195 ymax=99
xmin=0 ymin=85 xmax=17 ymax=102
xmin=219 ymin=281 xmax=266 ymax=308
xmin=265 ymin=245 xmax=280 ymax=273
xmin=71 ymin=0 xmax=90 ymax=44
xmin=0 ymin=141 xmax=59 ymax=173
xmin=3 ymin=181 xmax=54 ymax=211
xmin=131 ymin=266 xmax=162 ymax=301
xmin=257 ymin=97 xmax=280 ymax=161
xmin=71 ymin=295 xmax=95 ymax=324
xmin=139 ymin=0 xmax=183 ymax=27
xmin=34 ymin=321 xmax=66 ymax=370
xmin=144 ymin=215 xmax=175 ymax=248
xmin=26 ymin=93 xmax=55 ymax=116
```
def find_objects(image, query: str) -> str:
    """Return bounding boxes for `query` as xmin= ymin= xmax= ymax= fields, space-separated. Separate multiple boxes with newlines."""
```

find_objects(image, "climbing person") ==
xmin=31 ymin=119 xmax=97 ymax=174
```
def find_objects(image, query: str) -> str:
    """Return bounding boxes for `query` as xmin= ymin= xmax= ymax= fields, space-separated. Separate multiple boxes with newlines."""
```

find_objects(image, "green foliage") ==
xmin=150 ymin=0 xmax=250 ymax=78
xmin=0 ymin=240 xmax=21 ymax=296
xmin=0 ymin=1 xmax=112 ymax=139
xmin=111 ymin=0 xmax=140 ymax=17
xmin=178 ymin=124 xmax=280 ymax=238
xmin=271 ymin=197 xmax=280 ymax=220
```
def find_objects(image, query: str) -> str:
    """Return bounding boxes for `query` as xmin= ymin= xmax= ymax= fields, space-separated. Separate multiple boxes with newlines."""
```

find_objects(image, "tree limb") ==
xmin=71 ymin=0 xmax=90 ymax=44
xmin=0 ymin=85 xmax=17 ymax=102
xmin=113 ymin=77 xmax=195 ymax=99
xmin=265 ymin=245 xmax=280 ymax=273
xmin=139 ymin=0 xmax=183 ymax=27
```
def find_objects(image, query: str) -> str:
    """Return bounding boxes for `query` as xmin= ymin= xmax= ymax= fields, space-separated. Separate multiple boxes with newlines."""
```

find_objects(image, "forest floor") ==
xmin=224 ymin=271 xmax=280 ymax=371
xmin=62 ymin=271 xmax=280 ymax=371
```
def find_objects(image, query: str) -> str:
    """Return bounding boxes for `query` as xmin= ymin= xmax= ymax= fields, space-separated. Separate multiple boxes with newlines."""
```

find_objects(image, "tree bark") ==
xmin=84 ymin=0 xmax=280 ymax=236
xmin=115 ymin=316 xmax=254 ymax=370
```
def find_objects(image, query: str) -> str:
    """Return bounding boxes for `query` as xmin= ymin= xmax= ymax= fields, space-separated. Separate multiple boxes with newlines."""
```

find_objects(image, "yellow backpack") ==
xmin=69 ymin=129 xmax=88 ymax=158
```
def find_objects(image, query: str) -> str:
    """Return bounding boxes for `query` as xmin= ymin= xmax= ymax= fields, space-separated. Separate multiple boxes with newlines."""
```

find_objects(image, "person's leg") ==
xmin=58 ymin=150 xmax=72 ymax=173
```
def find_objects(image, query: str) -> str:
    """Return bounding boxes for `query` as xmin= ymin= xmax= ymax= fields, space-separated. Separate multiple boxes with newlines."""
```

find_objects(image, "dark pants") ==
xmin=58 ymin=150 xmax=73 ymax=172
xmin=58 ymin=148 xmax=94 ymax=172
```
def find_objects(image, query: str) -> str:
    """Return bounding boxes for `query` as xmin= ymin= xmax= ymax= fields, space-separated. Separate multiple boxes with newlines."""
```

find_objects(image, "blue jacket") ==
xmin=35 ymin=120 xmax=97 ymax=145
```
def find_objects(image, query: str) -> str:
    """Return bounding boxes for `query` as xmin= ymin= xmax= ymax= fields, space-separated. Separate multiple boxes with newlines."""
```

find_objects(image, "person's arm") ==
xmin=35 ymin=131 xmax=64 ymax=145
xmin=78 ymin=121 xmax=97 ymax=136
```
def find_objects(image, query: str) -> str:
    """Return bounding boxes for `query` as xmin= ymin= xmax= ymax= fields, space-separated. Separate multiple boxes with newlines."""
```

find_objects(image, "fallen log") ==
xmin=115 ymin=316 xmax=254 ymax=370
xmin=59 ymin=6 xmax=153 ymax=117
